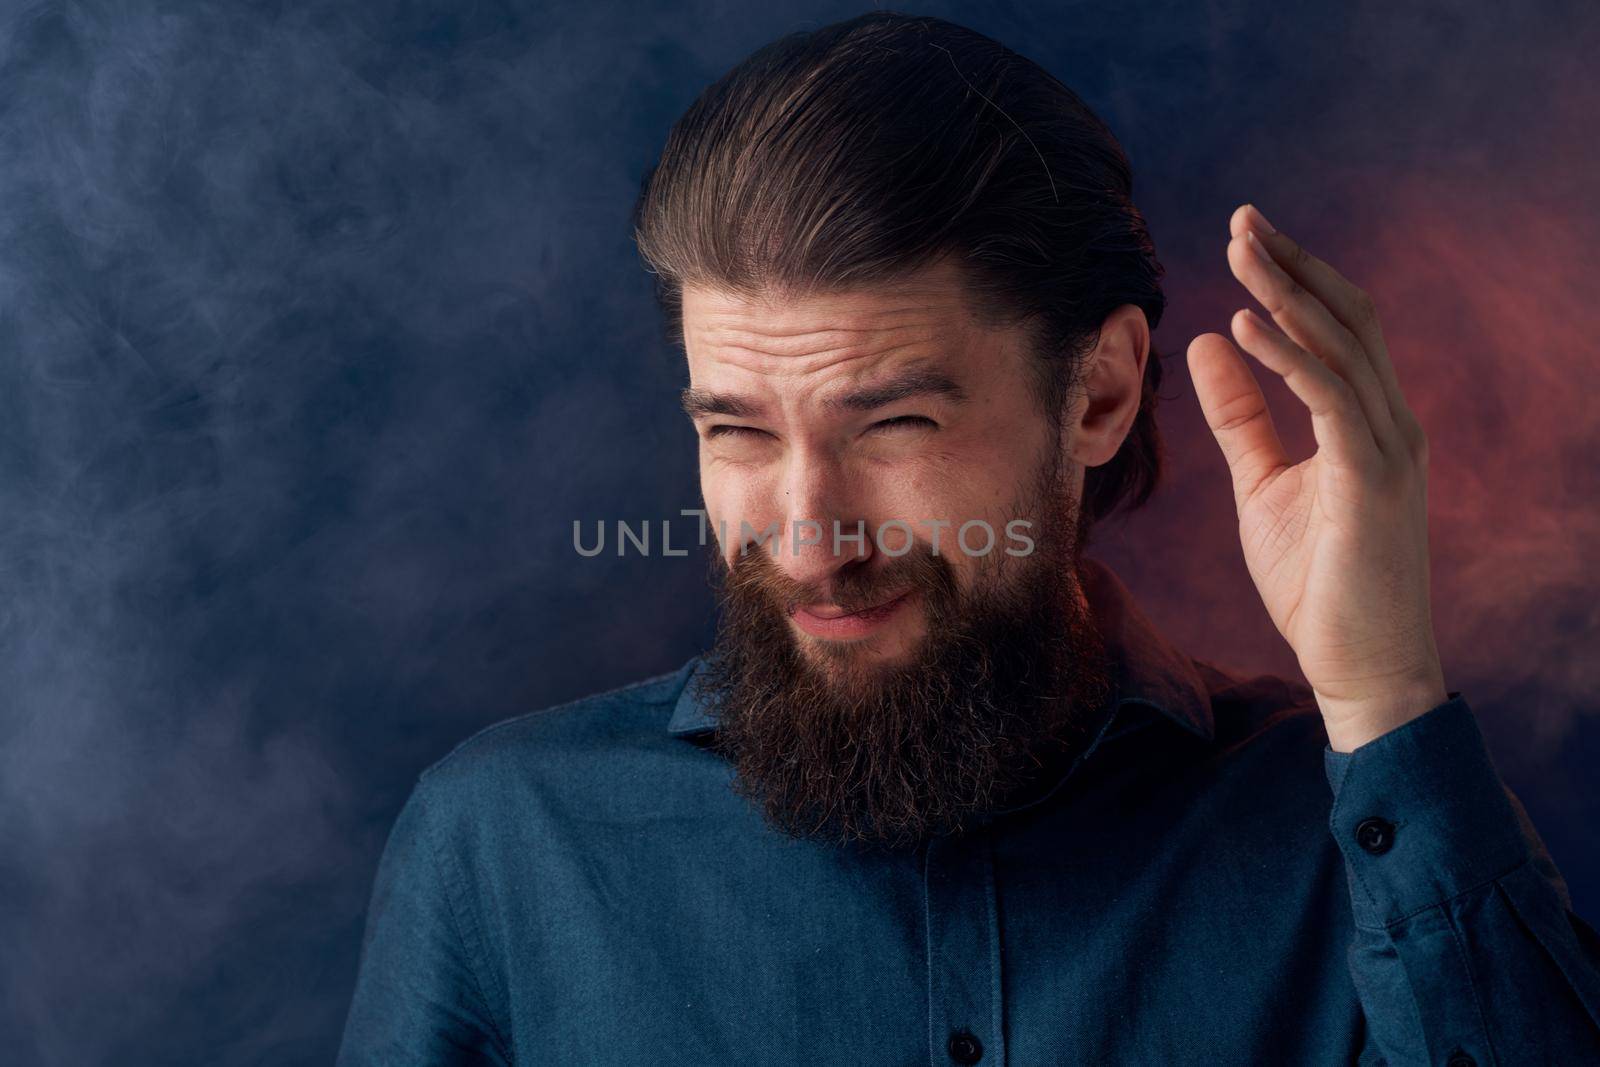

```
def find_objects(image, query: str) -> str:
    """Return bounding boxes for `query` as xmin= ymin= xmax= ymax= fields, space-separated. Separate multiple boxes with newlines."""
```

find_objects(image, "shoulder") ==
xmin=1182 ymin=657 xmax=1347 ymax=838
xmin=411 ymin=656 xmax=702 ymax=809
xmin=1191 ymin=656 xmax=1329 ymax=754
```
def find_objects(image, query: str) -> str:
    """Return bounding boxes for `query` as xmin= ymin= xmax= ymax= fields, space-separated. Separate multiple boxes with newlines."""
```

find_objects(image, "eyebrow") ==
xmin=680 ymin=388 xmax=762 ymax=420
xmin=680 ymin=368 xmax=967 ymax=421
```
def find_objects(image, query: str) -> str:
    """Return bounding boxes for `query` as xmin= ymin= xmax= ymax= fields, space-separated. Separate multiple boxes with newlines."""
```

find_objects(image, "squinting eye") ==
xmin=871 ymin=415 xmax=937 ymax=432
xmin=705 ymin=424 xmax=769 ymax=440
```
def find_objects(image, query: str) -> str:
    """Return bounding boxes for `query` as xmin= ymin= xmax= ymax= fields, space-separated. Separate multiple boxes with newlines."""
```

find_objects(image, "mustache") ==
xmin=717 ymin=542 xmax=956 ymax=616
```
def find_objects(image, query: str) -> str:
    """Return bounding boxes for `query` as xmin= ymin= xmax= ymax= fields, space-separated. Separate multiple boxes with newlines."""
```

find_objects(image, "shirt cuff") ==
xmin=1322 ymin=692 xmax=1531 ymax=928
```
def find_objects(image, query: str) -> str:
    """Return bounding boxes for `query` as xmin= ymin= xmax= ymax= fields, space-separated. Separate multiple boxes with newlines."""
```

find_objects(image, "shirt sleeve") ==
xmin=336 ymin=775 xmax=512 ymax=1066
xmin=1323 ymin=692 xmax=1600 ymax=1066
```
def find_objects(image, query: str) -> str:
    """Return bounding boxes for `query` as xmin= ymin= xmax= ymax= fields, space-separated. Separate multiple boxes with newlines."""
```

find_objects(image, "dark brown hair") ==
xmin=631 ymin=11 xmax=1167 ymax=539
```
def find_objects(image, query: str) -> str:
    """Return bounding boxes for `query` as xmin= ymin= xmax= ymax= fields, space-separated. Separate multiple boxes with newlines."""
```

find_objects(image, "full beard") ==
xmin=692 ymin=450 xmax=1112 ymax=854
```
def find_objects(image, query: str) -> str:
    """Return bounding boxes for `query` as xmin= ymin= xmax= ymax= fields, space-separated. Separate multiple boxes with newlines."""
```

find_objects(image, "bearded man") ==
xmin=338 ymin=12 xmax=1600 ymax=1065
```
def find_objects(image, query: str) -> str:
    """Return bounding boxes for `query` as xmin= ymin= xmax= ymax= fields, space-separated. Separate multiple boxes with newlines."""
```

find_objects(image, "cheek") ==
xmin=869 ymin=455 xmax=1042 ymax=571
xmin=700 ymin=466 xmax=782 ymax=559
xmin=873 ymin=459 xmax=1008 ymax=531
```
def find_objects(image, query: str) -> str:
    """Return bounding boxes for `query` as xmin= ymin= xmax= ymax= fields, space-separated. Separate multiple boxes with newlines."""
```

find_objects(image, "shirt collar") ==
xmin=667 ymin=556 xmax=1213 ymax=745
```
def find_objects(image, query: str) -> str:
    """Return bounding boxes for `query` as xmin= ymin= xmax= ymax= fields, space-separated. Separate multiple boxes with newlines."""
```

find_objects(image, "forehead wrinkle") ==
xmin=683 ymin=350 xmax=971 ymax=430
xmin=683 ymin=284 xmax=969 ymax=358
xmin=711 ymin=339 xmax=942 ymax=384
xmin=691 ymin=318 xmax=950 ymax=364
xmin=681 ymin=272 xmax=992 ymax=400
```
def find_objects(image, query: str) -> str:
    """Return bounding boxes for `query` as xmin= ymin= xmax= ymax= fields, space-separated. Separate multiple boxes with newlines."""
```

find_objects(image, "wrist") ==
xmin=1318 ymin=677 xmax=1450 ymax=753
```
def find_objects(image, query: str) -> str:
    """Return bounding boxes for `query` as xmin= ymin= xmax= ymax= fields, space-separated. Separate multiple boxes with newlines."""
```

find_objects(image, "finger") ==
xmin=1230 ymin=205 xmax=1385 ymax=356
xmin=1227 ymin=307 xmax=1383 ymax=474
xmin=1226 ymin=229 xmax=1400 ymax=453
xmin=1186 ymin=330 xmax=1290 ymax=515
xmin=1231 ymin=205 xmax=1416 ymax=447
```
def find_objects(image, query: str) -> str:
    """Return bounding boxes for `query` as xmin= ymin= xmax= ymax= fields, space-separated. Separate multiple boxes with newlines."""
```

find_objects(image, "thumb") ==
xmin=1187 ymin=331 xmax=1289 ymax=515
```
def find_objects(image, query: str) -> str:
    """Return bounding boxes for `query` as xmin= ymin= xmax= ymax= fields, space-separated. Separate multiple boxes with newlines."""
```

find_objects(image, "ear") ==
xmin=1065 ymin=304 xmax=1150 ymax=469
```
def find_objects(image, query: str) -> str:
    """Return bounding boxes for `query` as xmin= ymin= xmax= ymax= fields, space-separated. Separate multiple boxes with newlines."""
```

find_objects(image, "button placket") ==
xmin=924 ymin=828 xmax=1003 ymax=1066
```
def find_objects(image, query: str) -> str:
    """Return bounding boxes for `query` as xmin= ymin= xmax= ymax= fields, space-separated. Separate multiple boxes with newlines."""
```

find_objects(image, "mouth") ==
xmin=789 ymin=590 xmax=918 ymax=640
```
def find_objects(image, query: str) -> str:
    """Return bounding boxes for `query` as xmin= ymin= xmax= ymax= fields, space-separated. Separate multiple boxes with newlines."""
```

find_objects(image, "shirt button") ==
xmin=1355 ymin=816 xmax=1395 ymax=854
xmin=1446 ymin=1051 xmax=1476 ymax=1067
xmin=947 ymin=1029 xmax=984 ymax=1064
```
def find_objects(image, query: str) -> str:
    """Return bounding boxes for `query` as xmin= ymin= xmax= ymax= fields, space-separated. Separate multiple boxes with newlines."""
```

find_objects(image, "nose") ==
xmin=772 ymin=446 xmax=873 ymax=596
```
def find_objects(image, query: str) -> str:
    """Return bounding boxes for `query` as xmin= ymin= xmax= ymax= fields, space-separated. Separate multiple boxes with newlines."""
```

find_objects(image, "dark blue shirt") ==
xmin=338 ymin=559 xmax=1600 ymax=1065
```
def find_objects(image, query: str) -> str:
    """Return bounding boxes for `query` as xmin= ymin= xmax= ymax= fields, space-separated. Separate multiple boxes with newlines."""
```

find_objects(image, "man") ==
xmin=338 ymin=12 xmax=1600 ymax=1065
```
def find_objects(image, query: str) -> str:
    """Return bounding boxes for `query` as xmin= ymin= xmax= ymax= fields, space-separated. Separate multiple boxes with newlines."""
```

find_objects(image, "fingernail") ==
xmin=1246 ymin=229 xmax=1273 ymax=266
xmin=1248 ymin=204 xmax=1276 ymax=235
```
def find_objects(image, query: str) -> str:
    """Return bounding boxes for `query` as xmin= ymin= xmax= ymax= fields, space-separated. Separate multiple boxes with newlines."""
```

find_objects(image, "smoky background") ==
xmin=0 ymin=1 xmax=1595 ymax=1061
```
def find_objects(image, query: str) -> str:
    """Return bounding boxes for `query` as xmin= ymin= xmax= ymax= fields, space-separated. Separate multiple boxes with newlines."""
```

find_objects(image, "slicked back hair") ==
xmin=632 ymin=11 xmax=1168 ymax=542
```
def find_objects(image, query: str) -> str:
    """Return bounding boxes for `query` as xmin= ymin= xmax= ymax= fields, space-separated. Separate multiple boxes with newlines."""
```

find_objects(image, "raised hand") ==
xmin=1186 ymin=204 xmax=1449 ymax=752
